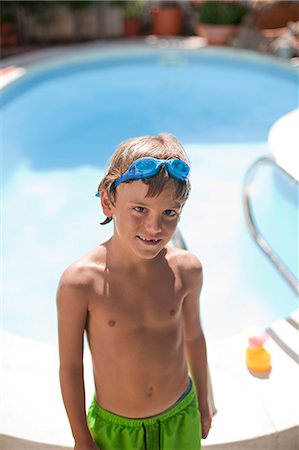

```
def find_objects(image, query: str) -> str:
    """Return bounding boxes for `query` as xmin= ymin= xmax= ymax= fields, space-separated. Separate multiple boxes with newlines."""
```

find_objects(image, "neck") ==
xmin=104 ymin=235 xmax=165 ymax=274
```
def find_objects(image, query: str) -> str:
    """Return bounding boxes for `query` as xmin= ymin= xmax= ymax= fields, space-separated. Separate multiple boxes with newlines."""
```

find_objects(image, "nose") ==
xmin=145 ymin=213 xmax=162 ymax=234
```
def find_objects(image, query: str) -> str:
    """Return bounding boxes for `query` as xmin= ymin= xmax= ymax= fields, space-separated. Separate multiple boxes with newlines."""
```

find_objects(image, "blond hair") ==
xmin=98 ymin=133 xmax=191 ymax=224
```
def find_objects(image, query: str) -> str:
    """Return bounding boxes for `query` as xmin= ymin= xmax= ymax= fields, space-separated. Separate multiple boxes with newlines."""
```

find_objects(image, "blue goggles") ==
xmin=111 ymin=157 xmax=190 ymax=189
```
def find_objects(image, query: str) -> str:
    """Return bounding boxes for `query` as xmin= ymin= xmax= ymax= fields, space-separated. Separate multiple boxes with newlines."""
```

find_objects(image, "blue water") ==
xmin=1 ymin=46 xmax=298 ymax=343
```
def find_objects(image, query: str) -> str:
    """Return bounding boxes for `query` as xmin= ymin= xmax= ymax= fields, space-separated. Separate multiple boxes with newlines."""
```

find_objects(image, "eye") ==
xmin=163 ymin=210 xmax=177 ymax=217
xmin=134 ymin=206 xmax=146 ymax=213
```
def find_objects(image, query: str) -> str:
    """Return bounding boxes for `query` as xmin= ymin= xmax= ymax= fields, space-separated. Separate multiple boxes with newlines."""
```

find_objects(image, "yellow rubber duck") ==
xmin=246 ymin=328 xmax=271 ymax=375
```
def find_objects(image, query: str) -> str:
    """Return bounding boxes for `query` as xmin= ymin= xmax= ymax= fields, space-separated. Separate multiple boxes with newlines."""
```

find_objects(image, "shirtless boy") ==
xmin=57 ymin=133 xmax=212 ymax=450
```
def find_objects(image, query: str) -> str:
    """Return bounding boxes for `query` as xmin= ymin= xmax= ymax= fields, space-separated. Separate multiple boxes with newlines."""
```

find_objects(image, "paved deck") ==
xmin=1 ymin=311 xmax=298 ymax=449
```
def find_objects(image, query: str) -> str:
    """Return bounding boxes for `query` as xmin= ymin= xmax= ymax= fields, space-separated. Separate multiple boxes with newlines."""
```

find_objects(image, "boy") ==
xmin=57 ymin=133 xmax=212 ymax=450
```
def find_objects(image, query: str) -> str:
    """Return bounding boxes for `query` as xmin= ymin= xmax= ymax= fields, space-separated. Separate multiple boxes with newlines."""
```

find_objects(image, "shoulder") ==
xmin=60 ymin=244 xmax=108 ymax=284
xmin=56 ymin=264 xmax=91 ymax=310
xmin=166 ymin=247 xmax=203 ymax=294
xmin=58 ymin=263 xmax=91 ymax=290
xmin=166 ymin=246 xmax=203 ymax=274
xmin=57 ymin=245 xmax=106 ymax=304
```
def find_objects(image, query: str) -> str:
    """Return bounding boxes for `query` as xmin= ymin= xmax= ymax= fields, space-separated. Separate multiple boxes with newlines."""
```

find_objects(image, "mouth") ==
xmin=136 ymin=235 xmax=162 ymax=246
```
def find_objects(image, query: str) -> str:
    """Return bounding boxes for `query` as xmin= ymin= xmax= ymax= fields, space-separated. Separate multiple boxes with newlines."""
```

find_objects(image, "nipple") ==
xmin=108 ymin=319 xmax=116 ymax=327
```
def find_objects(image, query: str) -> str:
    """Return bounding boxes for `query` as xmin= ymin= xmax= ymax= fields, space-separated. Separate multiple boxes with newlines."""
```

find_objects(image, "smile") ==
xmin=137 ymin=235 xmax=162 ymax=245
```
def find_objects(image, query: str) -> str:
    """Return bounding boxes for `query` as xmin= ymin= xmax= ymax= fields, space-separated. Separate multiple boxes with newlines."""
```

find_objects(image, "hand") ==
xmin=200 ymin=406 xmax=213 ymax=439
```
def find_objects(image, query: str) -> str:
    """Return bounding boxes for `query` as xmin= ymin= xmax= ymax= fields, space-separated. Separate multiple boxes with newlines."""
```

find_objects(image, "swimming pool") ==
xmin=1 ymin=44 xmax=298 ymax=344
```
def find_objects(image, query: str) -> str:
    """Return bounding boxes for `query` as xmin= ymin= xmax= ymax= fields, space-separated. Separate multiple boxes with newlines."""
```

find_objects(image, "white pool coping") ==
xmin=268 ymin=108 xmax=299 ymax=182
xmin=1 ymin=311 xmax=298 ymax=450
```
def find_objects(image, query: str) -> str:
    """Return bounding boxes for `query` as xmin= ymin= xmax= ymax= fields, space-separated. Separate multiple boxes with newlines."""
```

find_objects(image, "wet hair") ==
xmin=98 ymin=133 xmax=191 ymax=224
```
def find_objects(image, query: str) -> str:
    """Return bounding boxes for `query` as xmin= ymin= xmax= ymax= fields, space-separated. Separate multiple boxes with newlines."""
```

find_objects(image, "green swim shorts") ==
xmin=87 ymin=377 xmax=201 ymax=450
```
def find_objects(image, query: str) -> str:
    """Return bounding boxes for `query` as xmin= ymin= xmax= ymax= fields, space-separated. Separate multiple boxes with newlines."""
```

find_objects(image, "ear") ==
xmin=100 ymin=189 xmax=115 ymax=218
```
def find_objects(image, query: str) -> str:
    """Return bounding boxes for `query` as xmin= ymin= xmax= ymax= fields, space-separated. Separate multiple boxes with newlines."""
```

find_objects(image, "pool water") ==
xmin=1 ymin=45 xmax=298 ymax=343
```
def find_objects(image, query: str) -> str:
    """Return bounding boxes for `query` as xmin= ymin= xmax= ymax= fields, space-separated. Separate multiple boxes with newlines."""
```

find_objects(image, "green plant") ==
xmin=199 ymin=1 xmax=248 ymax=25
xmin=0 ymin=3 xmax=16 ymax=24
xmin=121 ymin=1 xmax=145 ymax=19
xmin=62 ymin=1 xmax=92 ymax=11
xmin=157 ymin=1 xmax=179 ymax=7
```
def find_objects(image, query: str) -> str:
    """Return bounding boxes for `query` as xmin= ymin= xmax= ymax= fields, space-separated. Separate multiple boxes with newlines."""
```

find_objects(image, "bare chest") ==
xmin=86 ymin=271 xmax=186 ymax=336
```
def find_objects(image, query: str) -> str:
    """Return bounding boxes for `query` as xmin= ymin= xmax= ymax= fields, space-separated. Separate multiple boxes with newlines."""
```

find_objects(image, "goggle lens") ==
xmin=171 ymin=159 xmax=189 ymax=176
xmin=135 ymin=159 xmax=157 ymax=172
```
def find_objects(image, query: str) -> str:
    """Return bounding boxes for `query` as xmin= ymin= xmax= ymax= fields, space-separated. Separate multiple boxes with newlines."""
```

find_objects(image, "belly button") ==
xmin=108 ymin=319 xmax=116 ymax=327
xmin=169 ymin=309 xmax=176 ymax=316
xmin=146 ymin=386 xmax=154 ymax=397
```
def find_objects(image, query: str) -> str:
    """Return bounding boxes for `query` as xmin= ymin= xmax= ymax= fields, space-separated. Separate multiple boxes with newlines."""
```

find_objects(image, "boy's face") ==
xmin=103 ymin=180 xmax=185 ymax=260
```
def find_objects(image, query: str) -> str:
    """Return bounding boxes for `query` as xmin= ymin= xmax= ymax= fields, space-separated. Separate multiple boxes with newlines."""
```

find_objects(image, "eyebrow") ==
xmin=129 ymin=200 xmax=182 ymax=208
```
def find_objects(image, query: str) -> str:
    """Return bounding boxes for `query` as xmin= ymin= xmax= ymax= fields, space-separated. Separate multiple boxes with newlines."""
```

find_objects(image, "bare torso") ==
xmin=82 ymin=243 xmax=190 ymax=418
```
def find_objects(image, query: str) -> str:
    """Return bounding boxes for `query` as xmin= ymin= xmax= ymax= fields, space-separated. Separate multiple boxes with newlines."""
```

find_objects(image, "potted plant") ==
xmin=150 ymin=1 xmax=182 ymax=36
xmin=196 ymin=1 xmax=248 ymax=46
xmin=122 ymin=0 xmax=145 ymax=37
xmin=0 ymin=7 xmax=18 ymax=46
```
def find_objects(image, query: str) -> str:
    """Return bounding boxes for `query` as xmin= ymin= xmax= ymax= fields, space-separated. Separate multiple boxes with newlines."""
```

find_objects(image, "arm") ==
xmin=182 ymin=257 xmax=212 ymax=439
xmin=57 ymin=268 xmax=98 ymax=450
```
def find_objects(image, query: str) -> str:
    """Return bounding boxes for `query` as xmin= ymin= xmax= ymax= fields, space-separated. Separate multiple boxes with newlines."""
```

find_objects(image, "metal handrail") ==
xmin=172 ymin=228 xmax=188 ymax=250
xmin=243 ymin=156 xmax=298 ymax=295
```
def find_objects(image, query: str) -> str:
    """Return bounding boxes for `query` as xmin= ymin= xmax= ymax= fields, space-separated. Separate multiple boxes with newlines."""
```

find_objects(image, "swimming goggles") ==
xmin=111 ymin=157 xmax=190 ymax=189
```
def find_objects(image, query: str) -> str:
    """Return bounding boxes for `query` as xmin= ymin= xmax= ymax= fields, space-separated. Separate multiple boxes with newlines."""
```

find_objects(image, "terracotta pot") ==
xmin=124 ymin=17 xmax=141 ymax=37
xmin=1 ymin=22 xmax=13 ymax=34
xmin=0 ymin=34 xmax=18 ymax=46
xmin=151 ymin=7 xmax=182 ymax=36
xmin=196 ymin=23 xmax=239 ymax=46
xmin=254 ymin=2 xmax=299 ymax=30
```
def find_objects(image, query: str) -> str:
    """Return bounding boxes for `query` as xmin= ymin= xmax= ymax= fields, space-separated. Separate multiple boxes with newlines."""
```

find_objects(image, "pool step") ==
xmin=289 ymin=308 xmax=299 ymax=328
xmin=266 ymin=309 xmax=299 ymax=364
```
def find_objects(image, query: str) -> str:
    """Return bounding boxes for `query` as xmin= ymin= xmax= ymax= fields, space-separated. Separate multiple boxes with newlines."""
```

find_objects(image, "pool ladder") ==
xmin=173 ymin=157 xmax=297 ymax=415
xmin=242 ymin=156 xmax=298 ymax=295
